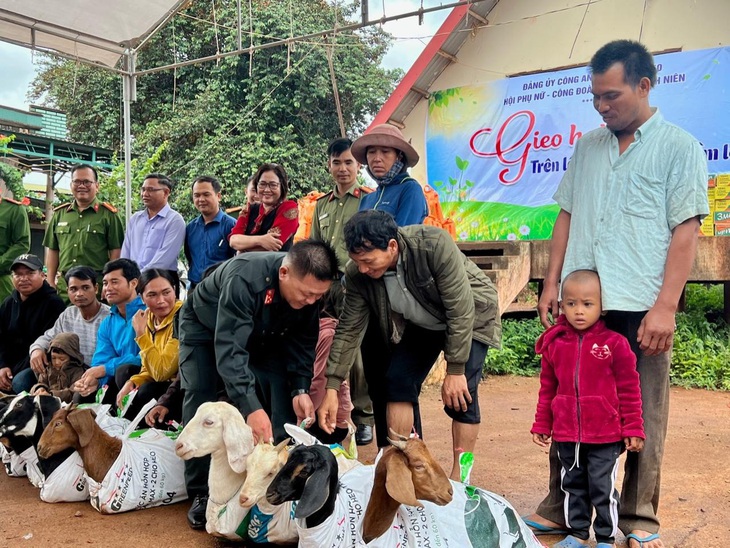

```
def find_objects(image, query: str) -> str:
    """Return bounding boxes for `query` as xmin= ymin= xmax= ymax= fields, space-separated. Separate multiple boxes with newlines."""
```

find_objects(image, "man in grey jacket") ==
xmin=317 ymin=210 xmax=501 ymax=479
xmin=179 ymin=239 xmax=337 ymax=529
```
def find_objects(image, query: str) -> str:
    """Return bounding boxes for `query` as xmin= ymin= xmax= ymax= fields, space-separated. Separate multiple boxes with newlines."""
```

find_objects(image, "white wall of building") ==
xmin=402 ymin=0 xmax=730 ymax=183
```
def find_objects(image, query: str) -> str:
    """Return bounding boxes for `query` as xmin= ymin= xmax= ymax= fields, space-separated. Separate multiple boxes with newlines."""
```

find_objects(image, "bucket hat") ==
xmin=351 ymin=124 xmax=420 ymax=167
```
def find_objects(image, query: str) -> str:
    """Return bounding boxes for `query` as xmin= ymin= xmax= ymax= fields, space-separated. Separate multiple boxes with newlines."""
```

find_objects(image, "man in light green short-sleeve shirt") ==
xmin=530 ymin=40 xmax=708 ymax=548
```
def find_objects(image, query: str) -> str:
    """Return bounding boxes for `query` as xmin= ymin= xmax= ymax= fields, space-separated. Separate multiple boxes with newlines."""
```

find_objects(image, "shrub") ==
xmin=484 ymin=316 xmax=543 ymax=376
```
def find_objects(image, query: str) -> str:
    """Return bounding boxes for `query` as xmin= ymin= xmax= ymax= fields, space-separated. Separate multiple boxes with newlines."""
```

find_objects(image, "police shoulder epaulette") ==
xmin=101 ymin=202 xmax=118 ymax=213
xmin=360 ymin=186 xmax=374 ymax=194
xmin=316 ymin=190 xmax=334 ymax=201
xmin=54 ymin=202 xmax=71 ymax=211
xmin=226 ymin=206 xmax=244 ymax=215
xmin=2 ymin=196 xmax=23 ymax=205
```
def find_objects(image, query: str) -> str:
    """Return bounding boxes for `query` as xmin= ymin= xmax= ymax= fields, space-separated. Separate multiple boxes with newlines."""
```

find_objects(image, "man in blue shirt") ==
xmin=74 ymin=258 xmax=145 ymax=404
xmin=184 ymin=176 xmax=237 ymax=290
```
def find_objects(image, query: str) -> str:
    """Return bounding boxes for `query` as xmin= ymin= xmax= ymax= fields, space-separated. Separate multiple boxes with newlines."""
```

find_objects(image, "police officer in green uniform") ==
xmin=43 ymin=165 xmax=124 ymax=303
xmin=310 ymin=137 xmax=376 ymax=445
xmin=0 ymin=194 xmax=31 ymax=302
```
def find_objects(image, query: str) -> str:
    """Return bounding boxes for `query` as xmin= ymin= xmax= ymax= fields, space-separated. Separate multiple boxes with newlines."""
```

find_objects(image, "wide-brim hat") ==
xmin=351 ymin=124 xmax=420 ymax=167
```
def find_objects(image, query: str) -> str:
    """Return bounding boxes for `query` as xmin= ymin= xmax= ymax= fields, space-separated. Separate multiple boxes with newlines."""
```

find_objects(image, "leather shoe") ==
xmin=355 ymin=423 xmax=373 ymax=446
xmin=187 ymin=494 xmax=208 ymax=529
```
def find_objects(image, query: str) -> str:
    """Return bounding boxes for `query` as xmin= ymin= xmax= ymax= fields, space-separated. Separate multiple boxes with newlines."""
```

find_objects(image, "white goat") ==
xmin=174 ymin=402 xmax=254 ymax=539
xmin=236 ymin=439 xmax=299 ymax=544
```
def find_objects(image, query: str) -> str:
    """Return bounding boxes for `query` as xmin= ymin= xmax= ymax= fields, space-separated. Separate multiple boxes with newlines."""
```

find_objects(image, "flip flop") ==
xmin=596 ymin=544 xmax=615 ymax=548
xmin=552 ymin=536 xmax=587 ymax=548
xmin=521 ymin=517 xmax=570 ymax=536
xmin=626 ymin=533 xmax=661 ymax=547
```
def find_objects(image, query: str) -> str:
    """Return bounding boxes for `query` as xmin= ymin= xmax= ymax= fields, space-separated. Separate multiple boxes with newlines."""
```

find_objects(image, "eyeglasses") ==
xmin=12 ymin=270 xmax=41 ymax=280
xmin=71 ymin=179 xmax=97 ymax=187
xmin=257 ymin=182 xmax=281 ymax=190
xmin=141 ymin=186 xmax=167 ymax=194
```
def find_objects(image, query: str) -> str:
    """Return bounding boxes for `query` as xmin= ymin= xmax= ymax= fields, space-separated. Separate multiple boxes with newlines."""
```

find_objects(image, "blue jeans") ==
xmin=12 ymin=367 xmax=37 ymax=394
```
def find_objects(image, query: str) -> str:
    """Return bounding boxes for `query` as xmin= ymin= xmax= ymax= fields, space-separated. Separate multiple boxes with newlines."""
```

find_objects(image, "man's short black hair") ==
xmin=70 ymin=164 xmax=98 ymax=181
xmin=327 ymin=138 xmax=354 ymax=158
xmin=286 ymin=240 xmax=338 ymax=282
xmin=590 ymin=39 xmax=657 ymax=88
xmin=64 ymin=265 xmax=98 ymax=287
xmin=344 ymin=210 xmax=398 ymax=254
xmin=145 ymin=173 xmax=173 ymax=190
xmin=102 ymin=258 xmax=141 ymax=284
xmin=137 ymin=268 xmax=177 ymax=295
xmin=192 ymin=175 xmax=222 ymax=193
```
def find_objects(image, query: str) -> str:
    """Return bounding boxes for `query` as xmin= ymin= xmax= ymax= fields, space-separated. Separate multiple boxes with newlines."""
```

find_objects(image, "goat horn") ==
xmin=387 ymin=428 xmax=408 ymax=451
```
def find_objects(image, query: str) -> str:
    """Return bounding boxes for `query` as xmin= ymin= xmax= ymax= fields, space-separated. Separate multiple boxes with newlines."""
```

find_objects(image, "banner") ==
xmin=426 ymin=46 xmax=730 ymax=240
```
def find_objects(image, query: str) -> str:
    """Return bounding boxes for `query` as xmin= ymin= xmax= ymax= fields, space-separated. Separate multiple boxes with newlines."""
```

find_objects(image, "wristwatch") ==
xmin=290 ymin=388 xmax=310 ymax=398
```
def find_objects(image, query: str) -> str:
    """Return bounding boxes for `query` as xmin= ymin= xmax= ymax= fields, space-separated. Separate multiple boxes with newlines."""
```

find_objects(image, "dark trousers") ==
xmin=536 ymin=311 xmax=671 ymax=535
xmin=178 ymin=341 xmax=292 ymax=497
xmin=556 ymin=441 xmax=623 ymax=543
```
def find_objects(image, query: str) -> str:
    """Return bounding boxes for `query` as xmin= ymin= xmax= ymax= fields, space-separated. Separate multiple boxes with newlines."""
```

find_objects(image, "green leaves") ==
xmin=455 ymin=155 xmax=469 ymax=171
xmin=29 ymin=0 xmax=399 ymax=216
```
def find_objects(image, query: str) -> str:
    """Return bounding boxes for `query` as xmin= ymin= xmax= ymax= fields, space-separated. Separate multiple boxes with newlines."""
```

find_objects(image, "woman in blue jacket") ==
xmin=351 ymin=124 xmax=428 ymax=226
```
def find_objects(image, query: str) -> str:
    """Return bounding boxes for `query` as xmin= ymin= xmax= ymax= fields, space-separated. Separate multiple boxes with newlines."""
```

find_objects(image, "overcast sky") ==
xmin=0 ymin=1 xmax=448 ymax=111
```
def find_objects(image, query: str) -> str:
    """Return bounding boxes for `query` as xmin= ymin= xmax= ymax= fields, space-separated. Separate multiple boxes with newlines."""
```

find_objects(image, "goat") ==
xmin=0 ymin=394 xmax=75 ymax=480
xmin=268 ymin=431 xmax=544 ymax=547
xmin=175 ymin=401 xmax=254 ymax=538
xmin=362 ymin=430 xmax=453 ymax=542
xmin=235 ymin=438 xmax=300 ymax=544
xmin=37 ymin=406 xmax=122 ymax=483
xmin=238 ymin=438 xmax=290 ymax=508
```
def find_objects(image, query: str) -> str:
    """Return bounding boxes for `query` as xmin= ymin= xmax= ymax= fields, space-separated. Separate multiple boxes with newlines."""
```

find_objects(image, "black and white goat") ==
xmin=0 ymin=394 xmax=74 ymax=480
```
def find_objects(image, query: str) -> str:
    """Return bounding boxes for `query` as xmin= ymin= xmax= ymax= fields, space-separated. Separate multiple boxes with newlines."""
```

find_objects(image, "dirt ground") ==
xmin=1 ymin=376 xmax=728 ymax=548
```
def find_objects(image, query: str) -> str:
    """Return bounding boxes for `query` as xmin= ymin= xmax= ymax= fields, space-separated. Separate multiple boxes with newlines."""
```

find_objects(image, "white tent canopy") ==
xmin=0 ymin=0 xmax=187 ymax=69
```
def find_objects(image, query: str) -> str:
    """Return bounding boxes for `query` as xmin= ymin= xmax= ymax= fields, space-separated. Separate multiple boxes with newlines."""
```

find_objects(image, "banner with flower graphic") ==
xmin=426 ymin=46 xmax=730 ymax=241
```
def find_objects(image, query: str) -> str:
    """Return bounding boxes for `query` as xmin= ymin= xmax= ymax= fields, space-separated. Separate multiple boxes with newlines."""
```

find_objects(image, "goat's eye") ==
xmin=411 ymin=463 xmax=426 ymax=472
xmin=54 ymin=421 xmax=62 ymax=427
xmin=203 ymin=419 xmax=214 ymax=427
xmin=15 ymin=402 xmax=23 ymax=408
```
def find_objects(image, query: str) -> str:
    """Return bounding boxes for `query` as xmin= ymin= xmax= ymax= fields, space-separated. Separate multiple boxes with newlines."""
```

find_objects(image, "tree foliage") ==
xmin=29 ymin=0 xmax=401 ymax=219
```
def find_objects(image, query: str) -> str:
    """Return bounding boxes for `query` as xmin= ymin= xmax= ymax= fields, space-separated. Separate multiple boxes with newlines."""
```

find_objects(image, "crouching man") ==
xmin=179 ymin=239 xmax=337 ymax=529
xmin=317 ymin=210 xmax=501 ymax=480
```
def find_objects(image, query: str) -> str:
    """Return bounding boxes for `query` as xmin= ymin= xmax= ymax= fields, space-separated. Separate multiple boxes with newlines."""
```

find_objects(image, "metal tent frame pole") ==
xmin=122 ymin=51 xmax=136 ymax=221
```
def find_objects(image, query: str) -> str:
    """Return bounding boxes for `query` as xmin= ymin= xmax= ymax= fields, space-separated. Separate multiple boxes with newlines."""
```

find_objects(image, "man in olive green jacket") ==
xmin=317 ymin=210 xmax=501 ymax=479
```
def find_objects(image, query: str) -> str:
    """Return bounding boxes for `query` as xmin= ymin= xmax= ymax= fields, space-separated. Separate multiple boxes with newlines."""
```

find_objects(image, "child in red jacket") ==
xmin=531 ymin=270 xmax=644 ymax=548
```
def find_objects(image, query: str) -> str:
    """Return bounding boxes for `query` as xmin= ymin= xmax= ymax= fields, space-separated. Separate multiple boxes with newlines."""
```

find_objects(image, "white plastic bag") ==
xmin=36 ymin=405 xmax=129 ymax=503
xmin=87 ymin=400 xmax=187 ymax=513
xmin=1 ymin=444 xmax=34 ymax=478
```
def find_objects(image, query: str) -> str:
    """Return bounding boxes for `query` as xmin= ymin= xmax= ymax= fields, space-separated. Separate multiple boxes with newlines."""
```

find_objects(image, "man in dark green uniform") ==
xmin=0 ymin=194 xmax=31 ymax=302
xmin=309 ymin=137 xmax=376 ymax=445
xmin=43 ymin=165 xmax=124 ymax=302
xmin=178 ymin=239 xmax=337 ymax=529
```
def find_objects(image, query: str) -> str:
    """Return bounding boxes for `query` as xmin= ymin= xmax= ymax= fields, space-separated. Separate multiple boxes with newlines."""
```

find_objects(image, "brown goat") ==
xmin=37 ymin=407 xmax=122 ymax=483
xmin=361 ymin=430 xmax=453 ymax=543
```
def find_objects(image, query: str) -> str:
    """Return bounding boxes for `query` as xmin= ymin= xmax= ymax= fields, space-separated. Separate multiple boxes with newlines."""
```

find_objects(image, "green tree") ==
xmin=29 ymin=0 xmax=401 ymax=220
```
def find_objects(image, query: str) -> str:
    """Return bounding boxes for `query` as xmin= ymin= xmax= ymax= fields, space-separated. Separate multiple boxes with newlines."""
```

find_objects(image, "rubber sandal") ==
xmin=521 ymin=517 xmax=570 ymax=536
xmin=596 ymin=543 xmax=615 ymax=548
xmin=552 ymin=536 xmax=587 ymax=548
xmin=626 ymin=533 xmax=660 ymax=547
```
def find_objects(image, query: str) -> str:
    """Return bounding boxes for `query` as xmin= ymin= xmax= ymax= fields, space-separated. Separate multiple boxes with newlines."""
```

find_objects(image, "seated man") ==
xmin=318 ymin=210 xmax=501 ymax=480
xmin=26 ymin=266 xmax=111 ymax=386
xmin=0 ymin=254 xmax=66 ymax=394
xmin=73 ymin=259 xmax=145 ymax=403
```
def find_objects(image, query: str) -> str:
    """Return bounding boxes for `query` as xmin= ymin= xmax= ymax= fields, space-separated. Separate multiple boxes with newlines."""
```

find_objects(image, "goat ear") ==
xmin=384 ymin=452 xmax=420 ymax=507
xmin=294 ymin=466 xmax=332 ymax=519
xmin=67 ymin=410 xmax=96 ymax=448
xmin=222 ymin=419 xmax=254 ymax=474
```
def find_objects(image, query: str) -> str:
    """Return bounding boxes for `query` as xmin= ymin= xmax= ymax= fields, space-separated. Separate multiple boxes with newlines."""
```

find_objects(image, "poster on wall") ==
xmin=426 ymin=46 xmax=730 ymax=241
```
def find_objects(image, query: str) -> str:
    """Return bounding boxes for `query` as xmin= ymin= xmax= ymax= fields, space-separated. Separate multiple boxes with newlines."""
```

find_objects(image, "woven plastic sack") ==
xmin=87 ymin=400 xmax=187 ymax=513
